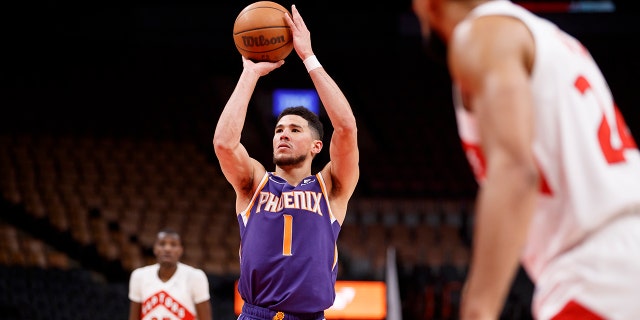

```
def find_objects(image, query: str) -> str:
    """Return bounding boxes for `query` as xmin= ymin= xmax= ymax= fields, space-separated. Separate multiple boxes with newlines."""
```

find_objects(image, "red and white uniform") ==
xmin=128 ymin=262 xmax=210 ymax=320
xmin=454 ymin=1 xmax=640 ymax=319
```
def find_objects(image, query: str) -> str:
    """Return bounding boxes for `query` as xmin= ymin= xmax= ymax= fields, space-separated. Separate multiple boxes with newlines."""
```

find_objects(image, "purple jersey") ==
xmin=237 ymin=172 xmax=340 ymax=314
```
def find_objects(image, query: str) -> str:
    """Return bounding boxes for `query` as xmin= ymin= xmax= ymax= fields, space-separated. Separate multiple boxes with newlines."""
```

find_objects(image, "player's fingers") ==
xmin=260 ymin=60 xmax=285 ymax=76
xmin=284 ymin=12 xmax=295 ymax=29
xmin=291 ymin=5 xmax=307 ymax=30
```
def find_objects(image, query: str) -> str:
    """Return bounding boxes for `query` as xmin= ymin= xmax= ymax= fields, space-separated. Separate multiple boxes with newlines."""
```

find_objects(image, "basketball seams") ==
xmin=232 ymin=26 xmax=291 ymax=36
xmin=235 ymin=44 xmax=292 ymax=54
xmin=237 ymin=6 xmax=288 ymax=17
xmin=234 ymin=9 xmax=289 ymax=28
xmin=235 ymin=3 xmax=289 ymax=22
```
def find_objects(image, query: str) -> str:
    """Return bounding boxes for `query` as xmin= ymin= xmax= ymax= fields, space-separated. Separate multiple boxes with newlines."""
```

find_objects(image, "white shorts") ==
xmin=533 ymin=212 xmax=640 ymax=320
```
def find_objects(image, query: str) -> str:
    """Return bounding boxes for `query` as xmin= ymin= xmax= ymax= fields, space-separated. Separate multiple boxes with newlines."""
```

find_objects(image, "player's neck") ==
xmin=157 ymin=263 xmax=178 ymax=282
xmin=274 ymin=166 xmax=312 ymax=186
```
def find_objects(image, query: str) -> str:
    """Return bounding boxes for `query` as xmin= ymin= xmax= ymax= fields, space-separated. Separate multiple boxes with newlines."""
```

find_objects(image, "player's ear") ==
xmin=311 ymin=140 xmax=323 ymax=155
xmin=177 ymin=245 xmax=184 ymax=258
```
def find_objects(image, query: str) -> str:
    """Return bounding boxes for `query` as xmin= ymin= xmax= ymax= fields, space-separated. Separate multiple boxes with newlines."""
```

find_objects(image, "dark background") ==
xmin=4 ymin=0 xmax=639 ymax=199
xmin=1 ymin=1 xmax=639 ymax=319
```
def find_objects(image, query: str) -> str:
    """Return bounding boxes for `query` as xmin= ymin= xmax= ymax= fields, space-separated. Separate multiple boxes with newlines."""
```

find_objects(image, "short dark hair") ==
xmin=276 ymin=106 xmax=324 ymax=140
xmin=157 ymin=227 xmax=180 ymax=240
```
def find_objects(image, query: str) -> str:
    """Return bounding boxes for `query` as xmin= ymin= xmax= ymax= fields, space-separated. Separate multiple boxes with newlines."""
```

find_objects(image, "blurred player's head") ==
xmin=411 ymin=0 xmax=477 ymax=64
xmin=153 ymin=228 xmax=183 ymax=266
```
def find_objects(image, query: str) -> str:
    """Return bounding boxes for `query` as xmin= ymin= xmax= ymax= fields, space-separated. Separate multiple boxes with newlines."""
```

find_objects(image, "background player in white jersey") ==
xmin=213 ymin=4 xmax=359 ymax=320
xmin=128 ymin=228 xmax=212 ymax=320
xmin=411 ymin=0 xmax=640 ymax=319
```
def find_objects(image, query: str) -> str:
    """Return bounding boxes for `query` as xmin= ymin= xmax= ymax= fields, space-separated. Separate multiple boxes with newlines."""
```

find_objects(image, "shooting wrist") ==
xmin=303 ymin=55 xmax=322 ymax=72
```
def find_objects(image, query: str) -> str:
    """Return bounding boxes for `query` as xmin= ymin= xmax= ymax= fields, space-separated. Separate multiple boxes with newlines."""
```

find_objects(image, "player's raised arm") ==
xmin=213 ymin=57 xmax=284 ymax=205
xmin=286 ymin=4 xmax=359 ymax=224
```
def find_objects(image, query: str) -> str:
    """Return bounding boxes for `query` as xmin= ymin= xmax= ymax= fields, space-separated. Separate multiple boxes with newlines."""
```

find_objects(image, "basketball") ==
xmin=233 ymin=1 xmax=294 ymax=62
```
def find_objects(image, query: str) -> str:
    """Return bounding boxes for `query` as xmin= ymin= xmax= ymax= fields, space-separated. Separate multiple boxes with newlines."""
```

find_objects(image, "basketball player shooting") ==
xmin=213 ymin=4 xmax=359 ymax=320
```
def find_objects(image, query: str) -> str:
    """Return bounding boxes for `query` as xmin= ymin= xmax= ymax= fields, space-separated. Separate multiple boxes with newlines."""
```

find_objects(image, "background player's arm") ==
xmin=128 ymin=269 xmax=142 ymax=320
xmin=128 ymin=301 xmax=141 ymax=320
xmin=213 ymin=58 xmax=283 ymax=208
xmin=449 ymin=16 xmax=539 ymax=319
xmin=195 ymin=300 xmax=212 ymax=320
xmin=192 ymin=269 xmax=213 ymax=320
xmin=286 ymin=5 xmax=359 ymax=225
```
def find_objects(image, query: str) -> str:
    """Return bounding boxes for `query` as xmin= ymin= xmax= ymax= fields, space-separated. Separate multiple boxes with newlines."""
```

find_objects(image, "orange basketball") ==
xmin=233 ymin=1 xmax=294 ymax=62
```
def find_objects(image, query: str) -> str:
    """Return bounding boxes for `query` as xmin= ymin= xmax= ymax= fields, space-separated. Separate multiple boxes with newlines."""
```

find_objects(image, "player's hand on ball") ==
xmin=242 ymin=56 xmax=285 ymax=76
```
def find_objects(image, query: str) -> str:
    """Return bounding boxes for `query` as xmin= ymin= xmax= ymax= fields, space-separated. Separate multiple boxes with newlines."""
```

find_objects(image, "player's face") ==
xmin=154 ymin=233 xmax=183 ymax=265
xmin=272 ymin=115 xmax=317 ymax=167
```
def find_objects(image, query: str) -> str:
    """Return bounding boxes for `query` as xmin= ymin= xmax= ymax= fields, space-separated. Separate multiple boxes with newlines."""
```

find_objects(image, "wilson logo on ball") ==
xmin=240 ymin=34 xmax=287 ymax=48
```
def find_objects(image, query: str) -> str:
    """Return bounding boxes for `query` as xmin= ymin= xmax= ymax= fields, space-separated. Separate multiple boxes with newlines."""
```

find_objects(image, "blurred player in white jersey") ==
xmin=128 ymin=228 xmax=212 ymax=320
xmin=410 ymin=0 xmax=640 ymax=319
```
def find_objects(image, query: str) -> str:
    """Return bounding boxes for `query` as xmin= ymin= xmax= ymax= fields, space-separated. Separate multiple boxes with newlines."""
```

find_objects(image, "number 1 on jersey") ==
xmin=283 ymin=214 xmax=293 ymax=256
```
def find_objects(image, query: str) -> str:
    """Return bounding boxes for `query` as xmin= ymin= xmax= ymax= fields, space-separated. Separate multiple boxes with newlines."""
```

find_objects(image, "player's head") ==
xmin=412 ymin=0 xmax=485 ymax=40
xmin=273 ymin=106 xmax=324 ymax=167
xmin=412 ymin=0 xmax=436 ymax=40
xmin=412 ymin=0 xmax=483 ymax=64
xmin=277 ymin=106 xmax=324 ymax=140
xmin=411 ymin=0 xmax=451 ymax=65
xmin=153 ymin=227 xmax=183 ymax=266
